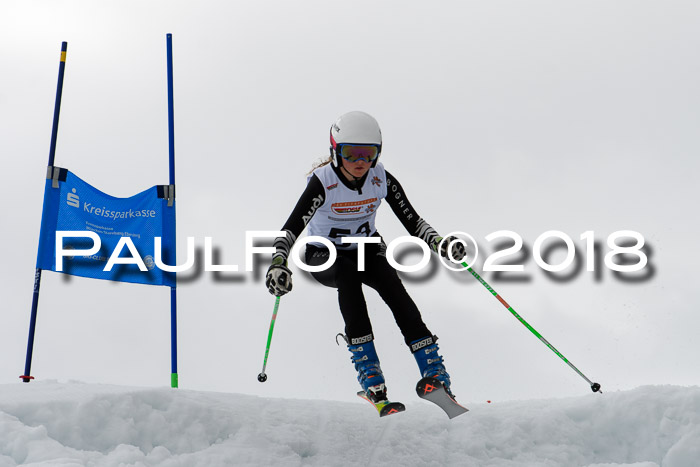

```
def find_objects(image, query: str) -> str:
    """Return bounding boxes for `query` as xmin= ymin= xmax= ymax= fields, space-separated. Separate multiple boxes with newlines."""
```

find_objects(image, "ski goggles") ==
xmin=338 ymin=144 xmax=380 ymax=163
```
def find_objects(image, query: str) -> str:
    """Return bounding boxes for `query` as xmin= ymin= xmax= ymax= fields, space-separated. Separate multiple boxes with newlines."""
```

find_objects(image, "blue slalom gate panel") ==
xmin=36 ymin=168 xmax=176 ymax=287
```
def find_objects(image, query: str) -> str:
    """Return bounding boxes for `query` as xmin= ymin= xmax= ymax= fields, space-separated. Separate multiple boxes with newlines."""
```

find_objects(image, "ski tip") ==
xmin=357 ymin=391 xmax=406 ymax=417
xmin=416 ymin=376 xmax=469 ymax=419
xmin=379 ymin=402 xmax=406 ymax=417
xmin=416 ymin=376 xmax=442 ymax=394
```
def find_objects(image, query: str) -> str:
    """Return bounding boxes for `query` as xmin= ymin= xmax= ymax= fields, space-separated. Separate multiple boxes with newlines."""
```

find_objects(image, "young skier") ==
xmin=265 ymin=111 xmax=467 ymax=406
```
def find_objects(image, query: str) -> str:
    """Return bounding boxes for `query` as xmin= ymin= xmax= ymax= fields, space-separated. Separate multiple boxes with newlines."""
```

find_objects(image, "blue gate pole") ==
xmin=22 ymin=41 xmax=68 ymax=383
xmin=166 ymin=33 xmax=179 ymax=388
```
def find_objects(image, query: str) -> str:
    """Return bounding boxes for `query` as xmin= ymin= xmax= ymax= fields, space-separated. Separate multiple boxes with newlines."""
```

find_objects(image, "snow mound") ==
xmin=0 ymin=382 xmax=698 ymax=466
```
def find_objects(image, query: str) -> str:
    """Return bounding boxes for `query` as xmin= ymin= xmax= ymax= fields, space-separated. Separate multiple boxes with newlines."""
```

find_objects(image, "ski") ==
xmin=416 ymin=376 xmax=468 ymax=419
xmin=357 ymin=391 xmax=406 ymax=417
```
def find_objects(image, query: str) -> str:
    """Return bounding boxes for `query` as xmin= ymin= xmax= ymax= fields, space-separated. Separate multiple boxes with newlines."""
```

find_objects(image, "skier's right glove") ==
xmin=434 ymin=236 xmax=467 ymax=263
xmin=266 ymin=257 xmax=293 ymax=296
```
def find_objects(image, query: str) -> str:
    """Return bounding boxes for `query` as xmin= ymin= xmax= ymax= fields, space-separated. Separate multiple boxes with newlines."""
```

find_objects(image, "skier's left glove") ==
xmin=433 ymin=236 xmax=467 ymax=263
xmin=266 ymin=257 xmax=293 ymax=296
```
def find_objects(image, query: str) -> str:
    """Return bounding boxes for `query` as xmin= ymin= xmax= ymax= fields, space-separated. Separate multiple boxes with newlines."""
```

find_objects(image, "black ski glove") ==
xmin=434 ymin=236 xmax=467 ymax=263
xmin=266 ymin=258 xmax=293 ymax=296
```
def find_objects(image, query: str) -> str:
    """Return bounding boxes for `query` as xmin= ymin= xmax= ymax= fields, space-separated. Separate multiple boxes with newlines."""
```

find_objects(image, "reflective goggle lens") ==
xmin=339 ymin=144 xmax=379 ymax=163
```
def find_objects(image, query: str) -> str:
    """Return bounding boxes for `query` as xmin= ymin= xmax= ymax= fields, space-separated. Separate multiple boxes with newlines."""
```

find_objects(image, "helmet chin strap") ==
xmin=341 ymin=164 xmax=361 ymax=183
xmin=335 ymin=158 xmax=366 ymax=195
xmin=333 ymin=147 xmax=361 ymax=182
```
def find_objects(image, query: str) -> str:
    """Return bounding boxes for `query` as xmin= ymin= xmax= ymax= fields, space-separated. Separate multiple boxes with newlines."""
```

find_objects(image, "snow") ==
xmin=1 ymin=382 xmax=698 ymax=467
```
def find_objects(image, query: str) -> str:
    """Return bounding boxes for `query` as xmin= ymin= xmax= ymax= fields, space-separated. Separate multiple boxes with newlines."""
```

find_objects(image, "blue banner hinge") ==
xmin=46 ymin=166 xmax=67 ymax=188
xmin=158 ymin=184 xmax=176 ymax=207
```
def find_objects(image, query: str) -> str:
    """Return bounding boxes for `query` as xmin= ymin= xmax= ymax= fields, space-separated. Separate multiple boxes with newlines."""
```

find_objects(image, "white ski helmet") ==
xmin=330 ymin=111 xmax=383 ymax=168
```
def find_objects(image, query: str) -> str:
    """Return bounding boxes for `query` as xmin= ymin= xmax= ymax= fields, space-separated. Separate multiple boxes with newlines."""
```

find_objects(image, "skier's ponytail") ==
xmin=308 ymin=155 xmax=333 ymax=174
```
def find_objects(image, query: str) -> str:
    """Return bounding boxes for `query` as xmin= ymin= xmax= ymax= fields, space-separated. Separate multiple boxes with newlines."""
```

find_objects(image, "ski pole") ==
xmin=457 ymin=258 xmax=602 ymax=393
xmin=258 ymin=296 xmax=281 ymax=383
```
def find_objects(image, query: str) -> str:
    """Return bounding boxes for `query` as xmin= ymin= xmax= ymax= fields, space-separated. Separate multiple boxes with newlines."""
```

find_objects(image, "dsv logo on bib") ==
xmin=67 ymin=188 xmax=79 ymax=208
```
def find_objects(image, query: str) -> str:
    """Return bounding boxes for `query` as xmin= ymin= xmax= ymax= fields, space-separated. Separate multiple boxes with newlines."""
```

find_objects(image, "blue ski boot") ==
xmin=410 ymin=335 xmax=454 ymax=397
xmin=345 ymin=334 xmax=387 ymax=403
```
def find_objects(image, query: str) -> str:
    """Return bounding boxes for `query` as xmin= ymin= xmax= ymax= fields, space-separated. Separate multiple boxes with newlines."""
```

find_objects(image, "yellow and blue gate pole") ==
xmin=21 ymin=41 xmax=68 ymax=383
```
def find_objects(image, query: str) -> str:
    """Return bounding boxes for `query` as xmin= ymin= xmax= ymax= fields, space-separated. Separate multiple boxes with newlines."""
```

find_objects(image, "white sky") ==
xmin=1 ymin=0 xmax=699 ymax=404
